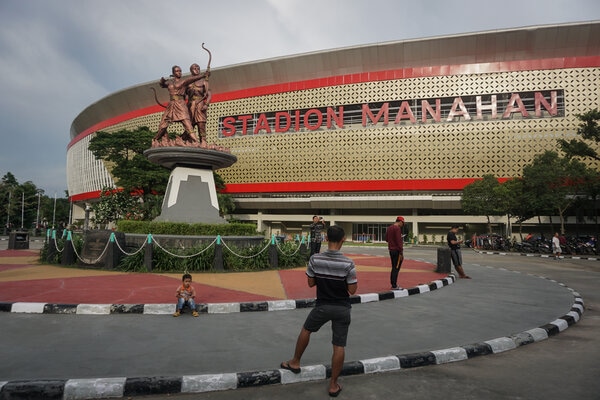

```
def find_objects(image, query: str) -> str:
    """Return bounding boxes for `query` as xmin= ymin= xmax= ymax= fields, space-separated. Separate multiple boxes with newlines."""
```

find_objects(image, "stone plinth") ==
xmin=143 ymin=147 xmax=237 ymax=224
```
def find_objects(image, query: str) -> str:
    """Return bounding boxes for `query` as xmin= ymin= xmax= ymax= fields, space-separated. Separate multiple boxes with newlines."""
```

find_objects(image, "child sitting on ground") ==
xmin=173 ymin=273 xmax=199 ymax=317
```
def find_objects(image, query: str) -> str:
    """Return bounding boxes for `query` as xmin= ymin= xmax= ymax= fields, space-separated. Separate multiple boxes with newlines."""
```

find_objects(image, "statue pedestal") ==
xmin=144 ymin=147 xmax=237 ymax=224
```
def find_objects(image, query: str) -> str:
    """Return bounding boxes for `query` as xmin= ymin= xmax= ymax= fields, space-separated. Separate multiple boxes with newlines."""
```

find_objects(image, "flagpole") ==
xmin=21 ymin=192 xmax=24 ymax=229
xmin=5 ymin=191 xmax=10 ymax=233
xmin=52 ymin=193 xmax=57 ymax=229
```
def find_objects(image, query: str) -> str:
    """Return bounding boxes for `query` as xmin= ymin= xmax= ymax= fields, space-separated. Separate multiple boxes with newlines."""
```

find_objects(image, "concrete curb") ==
xmin=0 ymin=276 xmax=455 ymax=315
xmin=472 ymin=248 xmax=599 ymax=261
xmin=0 ymin=273 xmax=585 ymax=399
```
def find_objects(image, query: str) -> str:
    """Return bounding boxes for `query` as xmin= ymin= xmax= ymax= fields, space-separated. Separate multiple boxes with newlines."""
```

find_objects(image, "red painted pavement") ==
xmin=0 ymin=250 xmax=447 ymax=304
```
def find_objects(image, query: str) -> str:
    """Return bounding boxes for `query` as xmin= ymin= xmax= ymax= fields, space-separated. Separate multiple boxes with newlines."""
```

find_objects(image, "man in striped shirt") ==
xmin=280 ymin=225 xmax=357 ymax=397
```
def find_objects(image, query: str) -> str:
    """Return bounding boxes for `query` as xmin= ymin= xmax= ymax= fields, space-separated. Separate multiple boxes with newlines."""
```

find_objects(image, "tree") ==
xmin=92 ymin=187 xmax=140 ymax=227
xmin=493 ymin=178 xmax=535 ymax=240
xmin=88 ymin=127 xmax=170 ymax=220
xmin=558 ymin=109 xmax=600 ymax=162
xmin=88 ymin=127 xmax=235 ymax=221
xmin=522 ymin=151 xmax=593 ymax=235
xmin=88 ymin=127 xmax=170 ymax=195
xmin=0 ymin=173 xmax=69 ymax=233
xmin=461 ymin=174 xmax=503 ymax=233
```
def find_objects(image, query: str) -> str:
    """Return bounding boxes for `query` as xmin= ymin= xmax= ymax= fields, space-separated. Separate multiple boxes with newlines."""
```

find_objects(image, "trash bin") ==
xmin=436 ymin=247 xmax=451 ymax=273
xmin=8 ymin=230 xmax=29 ymax=250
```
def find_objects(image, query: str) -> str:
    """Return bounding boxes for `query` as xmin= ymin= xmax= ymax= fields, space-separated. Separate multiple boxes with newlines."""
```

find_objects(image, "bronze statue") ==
xmin=187 ymin=63 xmax=212 ymax=145
xmin=153 ymin=65 xmax=209 ymax=146
xmin=187 ymin=44 xmax=212 ymax=146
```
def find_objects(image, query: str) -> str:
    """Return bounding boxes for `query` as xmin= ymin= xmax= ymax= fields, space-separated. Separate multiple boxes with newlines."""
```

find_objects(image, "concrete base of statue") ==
xmin=143 ymin=146 xmax=237 ymax=224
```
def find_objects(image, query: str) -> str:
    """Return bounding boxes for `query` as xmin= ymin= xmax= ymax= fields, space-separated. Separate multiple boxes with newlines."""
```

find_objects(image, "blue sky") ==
xmin=0 ymin=0 xmax=598 ymax=196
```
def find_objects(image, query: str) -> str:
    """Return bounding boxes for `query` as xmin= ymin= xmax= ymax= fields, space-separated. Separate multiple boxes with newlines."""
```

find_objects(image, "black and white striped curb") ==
xmin=0 ymin=274 xmax=585 ymax=400
xmin=472 ymin=248 xmax=599 ymax=261
xmin=0 ymin=276 xmax=456 ymax=315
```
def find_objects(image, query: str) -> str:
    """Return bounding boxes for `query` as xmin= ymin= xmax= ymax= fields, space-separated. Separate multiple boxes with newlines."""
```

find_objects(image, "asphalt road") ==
xmin=121 ymin=247 xmax=600 ymax=400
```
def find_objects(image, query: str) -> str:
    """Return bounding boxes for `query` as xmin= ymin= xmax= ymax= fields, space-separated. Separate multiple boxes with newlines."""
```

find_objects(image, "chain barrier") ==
xmin=52 ymin=236 xmax=65 ymax=253
xmin=113 ymin=237 xmax=146 ymax=257
xmin=152 ymin=236 xmax=218 ymax=258
xmin=220 ymin=237 xmax=271 ymax=259
xmin=47 ymin=230 xmax=308 ymax=266
xmin=72 ymin=237 xmax=110 ymax=265
xmin=275 ymin=237 xmax=304 ymax=256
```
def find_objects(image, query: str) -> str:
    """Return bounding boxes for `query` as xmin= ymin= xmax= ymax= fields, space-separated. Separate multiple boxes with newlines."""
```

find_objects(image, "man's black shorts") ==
xmin=303 ymin=304 xmax=351 ymax=347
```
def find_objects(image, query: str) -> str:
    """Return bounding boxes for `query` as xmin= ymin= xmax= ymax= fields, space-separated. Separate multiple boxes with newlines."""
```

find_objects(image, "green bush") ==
xmin=39 ymin=234 xmax=84 ymax=265
xmin=116 ymin=220 xmax=258 ymax=236
xmin=223 ymin=240 xmax=269 ymax=271
xmin=276 ymin=240 xmax=307 ymax=268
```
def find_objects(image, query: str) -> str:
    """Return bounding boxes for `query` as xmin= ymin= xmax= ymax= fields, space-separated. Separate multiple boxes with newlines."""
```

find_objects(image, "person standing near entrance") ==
xmin=309 ymin=215 xmax=326 ymax=258
xmin=447 ymin=225 xmax=471 ymax=279
xmin=385 ymin=216 xmax=405 ymax=290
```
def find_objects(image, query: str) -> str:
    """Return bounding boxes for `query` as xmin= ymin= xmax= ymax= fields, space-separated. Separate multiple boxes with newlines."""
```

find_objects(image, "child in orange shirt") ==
xmin=173 ymin=273 xmax=199 ymax=317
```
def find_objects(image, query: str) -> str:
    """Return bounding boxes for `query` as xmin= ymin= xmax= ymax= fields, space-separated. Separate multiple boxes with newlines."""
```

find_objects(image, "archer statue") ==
xmin=151 ymin=44 xmax=212 ymax=147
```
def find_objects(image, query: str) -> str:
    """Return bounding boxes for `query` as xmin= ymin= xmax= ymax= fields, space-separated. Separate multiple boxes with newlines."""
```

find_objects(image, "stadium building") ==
xmin=68 ymin=21 xmax=600 ymax=242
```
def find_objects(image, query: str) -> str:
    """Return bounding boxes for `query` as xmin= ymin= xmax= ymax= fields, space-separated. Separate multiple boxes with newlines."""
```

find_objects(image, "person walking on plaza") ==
xmin=385 ymin=216 xmax=405 ymax=289
xmin=552 ymin=232 xmax=562 ymax=260
xmin=447 ymin=225 xmax=471 ymax=279
xmin=309 ymin=215 xmax=326 ymax=258
xmin=280 ymin=225 xmax=357 ymax=397
xmin=173 ymin=273 xmax=199 ymax=317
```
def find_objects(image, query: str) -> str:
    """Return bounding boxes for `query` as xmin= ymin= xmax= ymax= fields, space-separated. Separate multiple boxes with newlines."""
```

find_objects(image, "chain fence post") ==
xmin=269 ymin=234 xmax=278 ymax=269
xmin=61 ymin=230 xmax=75 ymax=266
xmin=105 ymin=232 xmax=119 ymax=269
xmin=47 ymin=229 xmax=57 ymax=263
xmin=213 ymin=234 xmax=224 ymax=271
xmin=144 ymin=233 xmax=154 ymax=272
xmin=299 ymin=234 xmax=308 ymax=259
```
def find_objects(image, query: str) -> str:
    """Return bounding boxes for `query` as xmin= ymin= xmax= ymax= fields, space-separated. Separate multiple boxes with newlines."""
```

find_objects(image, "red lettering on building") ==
xmin=219 ymin=90 xmax=562 ymax=137
xmin=221 ymin=116 xmax=237 ymax=137
xmin=327 ymin=106 xmax=344 ymax=129
xmin=275 ymin=112 xmax=291 ymax=132
xmin=303 ymin=109 xmax=323 ymax=131
xmin=502 ymin=93 xmax=529 ymax=118
xmin=394 ymin=101 xmax=416 ymax=123
xmin=362 ymin=103 xmax=389 ymax=126
xmin=421 ymin=99 xmax=441 ymax=123
xmin=535 ymin=91 xmax=558 ymax=116
xmin=476 ymin=95 xmax=497 ymax=119
xmin=447 ymin=97 xmax=471 ymax=121
xmin=254 ymin=113 xmax=271 ymax=134
xmin=238 ymin=115 xmax=252 ymax=135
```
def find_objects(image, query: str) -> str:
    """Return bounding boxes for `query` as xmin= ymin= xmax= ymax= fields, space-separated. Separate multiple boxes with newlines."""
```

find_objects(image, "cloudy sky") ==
xmin=0 ymin=0 xmax=598 ymax=197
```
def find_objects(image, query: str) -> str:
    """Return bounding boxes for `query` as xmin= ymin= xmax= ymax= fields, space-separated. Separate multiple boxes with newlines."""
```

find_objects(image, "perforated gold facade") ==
xmin=67 ymin=22 xmax=600 ymax=239
xmin=94 ymin=68 xmax=598 ymax=186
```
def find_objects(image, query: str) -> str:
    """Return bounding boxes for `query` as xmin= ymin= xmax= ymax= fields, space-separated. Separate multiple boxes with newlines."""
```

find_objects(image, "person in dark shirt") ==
xmin=447 ymin=225 xmax=471 ymax=279
xmin=280 ymin=225 xmax=357 ymax=397
xmin=385 ymin=216 xmax=405 ymax=289
xmin=309 ymin=215 xmax=326 ymax=257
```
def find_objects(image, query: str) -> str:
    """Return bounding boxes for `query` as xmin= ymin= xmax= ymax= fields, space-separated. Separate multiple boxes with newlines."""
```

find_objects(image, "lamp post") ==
xmin=36 ymin=190 xmax=42 ymax=235
xmin=84 ymin=204 xmax=92 ymax=232
xmin=4 ymin=191 xmax=10 ymax=234
xmin=20 ymin=192 xmax=24 ymax=230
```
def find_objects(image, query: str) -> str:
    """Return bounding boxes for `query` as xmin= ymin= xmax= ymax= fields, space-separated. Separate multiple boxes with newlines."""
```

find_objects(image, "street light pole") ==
xmin=52 ymin=193 xmax=56 ymax=229
xmin=36 ymin=191 xmax=41 ymax=228
xmin=20 ymin=192 xmax=24 ymax=230
xmin=4 ymin=191 xmax=10 ymax=234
